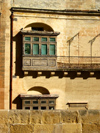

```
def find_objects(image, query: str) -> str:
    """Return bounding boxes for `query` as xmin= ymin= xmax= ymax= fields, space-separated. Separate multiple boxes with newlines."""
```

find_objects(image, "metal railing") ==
xmin=57 ymin=56 xmax=100 ymax=70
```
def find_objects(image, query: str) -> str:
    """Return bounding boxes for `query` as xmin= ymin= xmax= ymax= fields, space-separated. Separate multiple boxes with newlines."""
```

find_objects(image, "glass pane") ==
xmin=50 ymin=38 xmax=55 ymax=42
xmin=41 ymin=101 xmax=46 ymax=104
xmin=49 ymin=101 xmax=54 ymax=104
xmin=25 ymin=101 xmax=30 ymax=104
xmin=33 ymin=107 xmax=38 ymax=110
xmin=32 ymin=27 xmax=44 ymax=31
xmin=41 ymin=37 xmax=47 ymax=42
xmin=25 ymin=44 xmax=31 ymax=54
xmin=25 ymin=107 xmax=30 ymax=110
xmin=41 ymin=106 xmax=46 ymax=110
xmin=41 ymin=44 xmax=47 ymax=55
xmin=25 ymin=37 xmax=31 ymax=41
xmin=33 ymin=44 xmax=39 ymax=55
xmin=33 ymin=101 xmax=38 ymax=104
xmin=49 ymin=106 xmax=54 ymax=110
xmin=33 ymin=37 xmax=39 ymax=41
xmin=49 ymin=44 xmax=55 ymax=55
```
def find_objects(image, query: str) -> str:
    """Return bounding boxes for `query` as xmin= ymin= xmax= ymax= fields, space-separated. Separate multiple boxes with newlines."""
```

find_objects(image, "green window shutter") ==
xmin=33 ymin=37 xmax=39 ymax=41
xmin=41 ymin=37 xmax=47 ymax=42
xmin=25 ymin=37 xmax=31 ymax=41
xmin=25 ymin=44 xmax=31 ymax=54
xmin=50 ymin=38 xmax=55 ymax=42
xmin=33 ymin=44 xmax=39 ymax=55
xmin=41 ymin=44 xmax=47 ymax=55
xmin=49 ymin=44 xmax=55 ymax=55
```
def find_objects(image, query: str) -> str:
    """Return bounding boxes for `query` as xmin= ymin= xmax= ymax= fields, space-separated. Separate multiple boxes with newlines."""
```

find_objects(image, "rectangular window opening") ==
xmin=25 ymin=101 xmax=30 ymax=104
xmin=33 ymin=107 xmax=38 ymax=110
xmin=41 ymin=44 xmax=47 ymax=55
xmin=41 ymin=106 xmax=46 ymax=110
xmin=41 ymin=101 xmax=46 ymax=104
xmin=33 ymin=37 xmax=39 ymax=42
xmin=49 ymin=44 xmax=55 ymax=55
xmin=33 ymin=101 xmax=38 ymax=104
xmin=25 ymin=107 xmax=30 ymax=110
xmin=25 ymin=37 xmax=31 ymax=41
xmin=33 ymin=44 xmax=39 ymax=55
xmin=25 ymin=43 xmax=31 ymax=54
xmin=49 ymin=101 xmax=54 ymax=104
xmin=32 ymin=27 xmax=44 ymax=31
xmin=50 ymin=38 xmax=55 ymax=42
xmin=49 ymin=106 xmax=54 ymax=110
xmin=41 ymin=37 xmax=47 ymax=42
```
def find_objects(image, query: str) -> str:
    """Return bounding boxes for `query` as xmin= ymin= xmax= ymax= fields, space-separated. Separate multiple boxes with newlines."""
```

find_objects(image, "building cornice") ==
xmin=11 ymin=7 xmax=100 ymax=16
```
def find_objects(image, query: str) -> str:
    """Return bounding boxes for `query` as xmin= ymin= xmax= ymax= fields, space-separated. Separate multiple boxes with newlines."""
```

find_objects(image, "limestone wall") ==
xmin=12 ymin=0 xmax=96 ymax=10
xmin=11 ymin=11 xmax=100 ymax=110
xmin=1 ymin=0 xmax=100 ymax=110
xmin=0 ymin=110 xmax=100 ymax=133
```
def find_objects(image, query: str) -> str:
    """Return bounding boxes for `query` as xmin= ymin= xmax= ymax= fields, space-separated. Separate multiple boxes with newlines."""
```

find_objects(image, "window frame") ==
xmin=23 ymin=35 xmax=57 ymax=57
xmin=22 ymin=98 xmax=56 ymax=110
xmin=20 ymin=93 xmax=59 ymax=110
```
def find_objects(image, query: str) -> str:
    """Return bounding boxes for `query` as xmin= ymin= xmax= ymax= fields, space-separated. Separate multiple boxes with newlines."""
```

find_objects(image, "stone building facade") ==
xmin=1 ymin=0 xmax=100 ymax=110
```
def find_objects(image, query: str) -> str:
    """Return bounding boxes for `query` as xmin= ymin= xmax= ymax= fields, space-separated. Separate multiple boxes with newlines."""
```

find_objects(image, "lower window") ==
xmin=20 ymin=94 xmax=58 ymax=110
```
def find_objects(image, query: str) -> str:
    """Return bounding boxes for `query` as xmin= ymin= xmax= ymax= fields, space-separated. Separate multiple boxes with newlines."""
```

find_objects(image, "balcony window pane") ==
xmin=33 ymin=107 xmax=38 ymax=110
xmin=33 ymin=101 xmax=38 ymax=104
xmin=49 ymin=44 xmax=55 ymax=55
xmin=50 ymin=38 xmax=55 ymax=42
xmin=25 ymin=37 xmax=31 ymax=41
xmin=33 ymin=37 xmax=39 ymax=42
xmin=25 ymin=44 xmax=31 ymax=54
xmin=33 ymin=44 xmax=39 ymax=55
xmin=41 ymin=106 xmax=46 ymax=110
xmin=25 ymin=101 xmax=30 ymax=104
xmin=49 ymin=106 xmax=54 ymax=110
xmin=25 ymin=107 xmax=30 ymax=110
xmin=49 ymin=101 xmax=54 ymax=104
xmin=41 ymin=101 xmax=46 ymax=104
xmin=41 ymin=44 xmax=47 ymax=55
xmin=41 ymin=37 xmax=47 ymax=42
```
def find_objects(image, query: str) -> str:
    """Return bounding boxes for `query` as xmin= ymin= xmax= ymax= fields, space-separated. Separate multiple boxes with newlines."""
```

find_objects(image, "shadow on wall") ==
xmin=13 ymin=95 xmax=22 ymax=109
xmin=13 ymin=32 xmax=24 ymax=78
xmin=28 ymin=86 xmax=50 ymax=94
xmin=25 ymin=22 xmax=54 ymax=31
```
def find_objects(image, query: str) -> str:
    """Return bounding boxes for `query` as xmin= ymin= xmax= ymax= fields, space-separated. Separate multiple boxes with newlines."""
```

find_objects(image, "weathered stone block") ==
xmin=30 ymin=111 xmax=42 ymax=124
xmin=34 ymin=124 xmax=54 ymax=133
xmin=54 ymin=124 xmax=62 ymax=133
xmin=0 ymin=124 xmax=8 ymax=133
xmin=0 ymin=110 xmax=8 ymax=124
xmin=9 ymin=110 xmax=30 ymax=124
xmin=41 ymin=110 xmax=60 ymax=124
xmin=62 ymin=123 xmax=82 ymax=133
xmin=79 ymin=110 xmax=100 ymax=124
xmin=82 ymin=123 xmax=100 ymax=133
xmin=10 ymin=124 xmax=34 ymax=133
xmin=60 ymin=110 xmax=79 ymax=123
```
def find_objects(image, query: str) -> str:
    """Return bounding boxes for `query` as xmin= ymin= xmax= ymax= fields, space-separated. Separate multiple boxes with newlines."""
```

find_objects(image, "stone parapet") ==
xmin=0 ymin=110 xmax=100 ymax=133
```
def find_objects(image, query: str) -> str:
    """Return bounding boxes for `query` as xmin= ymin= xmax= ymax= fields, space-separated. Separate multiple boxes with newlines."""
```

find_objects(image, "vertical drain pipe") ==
xmin=10 ymin=11 xmax=13 ymax=109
